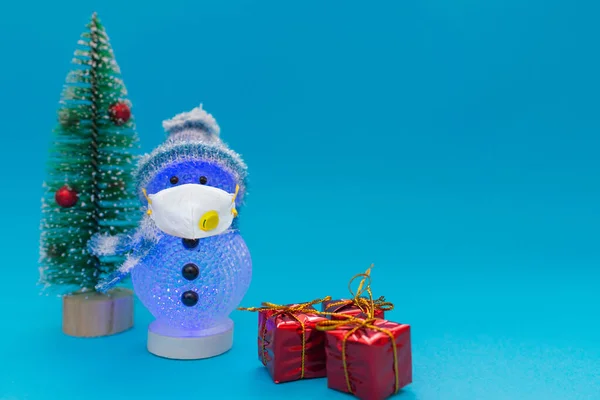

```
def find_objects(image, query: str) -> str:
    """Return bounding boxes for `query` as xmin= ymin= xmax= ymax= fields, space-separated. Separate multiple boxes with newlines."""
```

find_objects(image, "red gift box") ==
xmin=322 ymin=265 xmax=393 ymax=321
xmin=321 ymin=296 xmax=390 ymax=320
xmin=318 ymin=318 xmax=412 ymax=400
xmin=241 ymin=297 xmax=330 ymax=383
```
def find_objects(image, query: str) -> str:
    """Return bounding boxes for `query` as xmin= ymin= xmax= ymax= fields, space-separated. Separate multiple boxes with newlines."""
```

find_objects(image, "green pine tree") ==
xmin=39 ymin=12 xmax=141 ymax=293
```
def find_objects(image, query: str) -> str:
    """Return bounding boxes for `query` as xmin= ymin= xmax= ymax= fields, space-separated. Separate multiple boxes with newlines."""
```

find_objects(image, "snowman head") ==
xmin=134 ymin=105 xmax=248 ymax=238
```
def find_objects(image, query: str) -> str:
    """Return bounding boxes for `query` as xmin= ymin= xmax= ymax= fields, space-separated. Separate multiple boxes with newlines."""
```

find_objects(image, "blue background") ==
xmin=1 ymin=0 xmax=599 ymax=399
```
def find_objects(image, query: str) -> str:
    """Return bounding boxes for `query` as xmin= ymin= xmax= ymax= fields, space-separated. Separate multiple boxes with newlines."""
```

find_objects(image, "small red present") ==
xmin=321 ymin=296 xmax=390 ymax=320
xmin=317 ymin=317 xmax=412 ymax=400
xmin=322 ymin=265 xmax=393 ymax=320
xmin=239 ymin=297 xmax=331 ymax=383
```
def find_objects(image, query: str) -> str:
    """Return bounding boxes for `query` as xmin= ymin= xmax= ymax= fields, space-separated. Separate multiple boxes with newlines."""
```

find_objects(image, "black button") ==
xmin=182 ymin=263 xmax=200 ymax=281
xmin=181 ymin=291 xmax=199 ymax=307
xmin=199 ymin=176 xmax=208 ymax=185
xmin=170 ymin=176 xmax=179 ymax=184
xmin=182 ymin=238 xmax=199 ymax=249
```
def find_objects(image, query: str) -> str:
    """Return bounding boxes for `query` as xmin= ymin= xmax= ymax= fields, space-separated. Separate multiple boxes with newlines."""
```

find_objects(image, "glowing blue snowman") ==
xmin=89 ymin=105 xmax=251 ymax=359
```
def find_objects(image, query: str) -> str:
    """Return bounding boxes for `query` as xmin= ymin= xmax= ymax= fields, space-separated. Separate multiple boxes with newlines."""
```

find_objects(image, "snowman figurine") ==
xmin=89 ymin=105 xmax=252 ymax=359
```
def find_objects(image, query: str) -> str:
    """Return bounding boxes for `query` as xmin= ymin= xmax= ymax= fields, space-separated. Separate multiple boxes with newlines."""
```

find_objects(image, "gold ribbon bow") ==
xmin=238 ymin=296 xmax=332 ymax=379
xmin=316 ymin=275 xmax=399 ymax=395
xmin=325 ymin=264 xmax=394 ymax=317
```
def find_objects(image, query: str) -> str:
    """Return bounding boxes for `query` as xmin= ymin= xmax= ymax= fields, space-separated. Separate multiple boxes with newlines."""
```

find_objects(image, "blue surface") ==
xmin=1 ymin=1 xmax=599 ymax=399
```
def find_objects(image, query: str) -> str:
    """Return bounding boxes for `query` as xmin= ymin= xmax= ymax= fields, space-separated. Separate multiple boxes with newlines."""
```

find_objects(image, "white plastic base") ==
xmin=147 ymin=318 xmax=234 ymax=360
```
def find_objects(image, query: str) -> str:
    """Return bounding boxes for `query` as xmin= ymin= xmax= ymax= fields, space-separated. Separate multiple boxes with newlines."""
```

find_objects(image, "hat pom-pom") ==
xmin=162 ymin=104 xmax=221 ymax=143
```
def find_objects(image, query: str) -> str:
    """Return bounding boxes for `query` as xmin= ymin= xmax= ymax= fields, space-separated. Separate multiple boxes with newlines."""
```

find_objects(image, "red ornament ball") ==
xmin=55 ymin=185 xmax=78 ymax=208
xmin=109 ymin=102 xmax=131 ymax=125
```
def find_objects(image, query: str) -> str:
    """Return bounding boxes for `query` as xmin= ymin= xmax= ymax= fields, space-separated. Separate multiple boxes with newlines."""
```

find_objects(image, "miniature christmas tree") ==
xmin=39 ymin=12 xmax=140 ymax=337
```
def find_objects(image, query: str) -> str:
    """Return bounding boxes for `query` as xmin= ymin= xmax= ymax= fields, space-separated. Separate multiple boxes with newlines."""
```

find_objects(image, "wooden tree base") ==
xmin=62 ymin=288 xmax=134 ymax=338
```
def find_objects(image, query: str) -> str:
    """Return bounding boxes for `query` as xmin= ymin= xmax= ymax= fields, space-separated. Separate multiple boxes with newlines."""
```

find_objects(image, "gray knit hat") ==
xmin=134 ymin=105 xmax=248 ymax=201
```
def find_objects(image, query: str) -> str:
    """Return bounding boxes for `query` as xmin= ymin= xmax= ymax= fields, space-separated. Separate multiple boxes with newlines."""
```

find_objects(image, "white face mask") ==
xmin=142 ymin=184 xmax=239 ymax=239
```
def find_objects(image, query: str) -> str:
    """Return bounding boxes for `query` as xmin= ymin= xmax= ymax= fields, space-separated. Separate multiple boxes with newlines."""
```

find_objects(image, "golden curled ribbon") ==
xmin=316 ymin=316 xmax=400 ymax=396
xmin=325 ymin=264 xmax=394 ymax=317
xmin=238 ymin=296 xmax=332 ymax=379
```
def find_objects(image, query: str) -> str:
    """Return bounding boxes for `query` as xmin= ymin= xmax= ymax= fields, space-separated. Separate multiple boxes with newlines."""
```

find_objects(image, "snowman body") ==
xmin=93 ymin=105 xmax=252 ymax=358
xmin=131 ymin=230 xmax=252 ymax=331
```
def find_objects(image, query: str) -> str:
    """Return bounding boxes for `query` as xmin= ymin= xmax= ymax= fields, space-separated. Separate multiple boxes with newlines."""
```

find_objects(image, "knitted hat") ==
xmin=134 ymin=105 xmax=248 ymax=201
